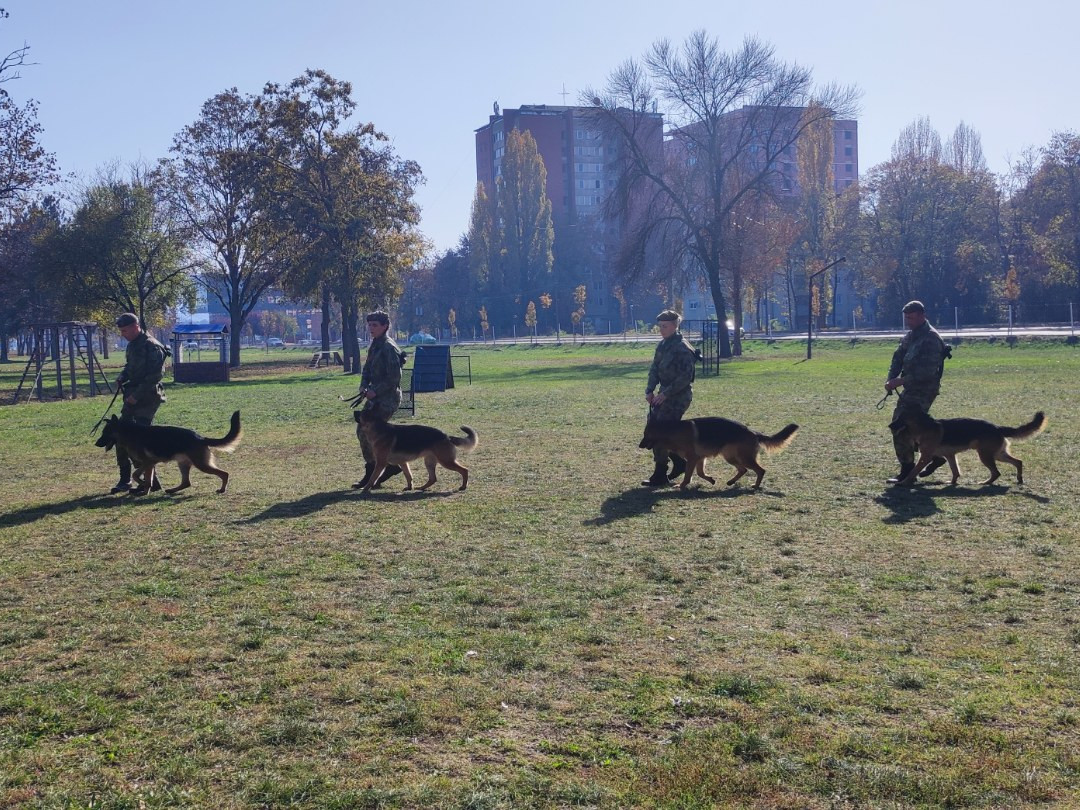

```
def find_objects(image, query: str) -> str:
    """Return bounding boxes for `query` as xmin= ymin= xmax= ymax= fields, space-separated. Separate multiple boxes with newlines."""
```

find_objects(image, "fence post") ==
xmin=955 ymin=306 xmax=959 ymax=341
xmin=1008 ymin=305 xmax=1013 ymax=336
xmin=1071 ymin=303 xmax=1075 ymax=336
xmin=851 ymin=309 xmax=857 ymax=337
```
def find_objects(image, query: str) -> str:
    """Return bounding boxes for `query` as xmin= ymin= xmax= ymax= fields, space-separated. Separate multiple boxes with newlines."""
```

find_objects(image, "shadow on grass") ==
xmin=876 ymin=481 xmax=1050 ymax=524
xmin=586 ymin=483 xmax=776 ymax=526
xmin=238 ymin=486 xmax=457 ymax=523
xmin=0 ymin=492 xmax=163 ymax=528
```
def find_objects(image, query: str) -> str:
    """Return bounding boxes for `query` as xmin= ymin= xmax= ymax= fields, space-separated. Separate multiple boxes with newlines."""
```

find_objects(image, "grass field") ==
xmin=1 ymin=339 xmax=1078 ymax=809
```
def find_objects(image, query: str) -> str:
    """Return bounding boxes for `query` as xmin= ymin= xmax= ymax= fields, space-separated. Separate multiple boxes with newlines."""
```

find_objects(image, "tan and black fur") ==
xmin=891 ymin=410 xmax=1045 ymax=486
xmin=95 ymin=411 xmax=242 ymax=494
xmin=355 ymin=410 xmax=478 ymax=492
xmin=639 ymin=416 xmax=799 ymax=489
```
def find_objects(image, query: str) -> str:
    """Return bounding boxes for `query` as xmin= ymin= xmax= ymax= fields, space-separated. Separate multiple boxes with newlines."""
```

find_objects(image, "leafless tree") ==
xmin=587 ymin=33 xmax=858 ymax=356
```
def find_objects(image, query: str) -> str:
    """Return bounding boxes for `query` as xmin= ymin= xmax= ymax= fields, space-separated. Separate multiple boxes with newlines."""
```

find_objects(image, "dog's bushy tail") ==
xmin=206 ymin=410 xmax=242 ymax=453
xmin=1000 ymin=411 xmax=1046 ymax=440
xmin=758 ymin=423 xmax=799 ymax=452
xmin=450 ymin=426 xmax=478 ymax=452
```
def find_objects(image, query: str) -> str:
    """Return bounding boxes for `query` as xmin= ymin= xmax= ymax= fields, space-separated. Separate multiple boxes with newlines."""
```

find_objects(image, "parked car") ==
xmin=267 ymin=337 xmax=285 ymax=348
xmin=184 ymin=340 xmax=200 ymax=349
xmin=408 ymin=331 xmax=437 ymax=345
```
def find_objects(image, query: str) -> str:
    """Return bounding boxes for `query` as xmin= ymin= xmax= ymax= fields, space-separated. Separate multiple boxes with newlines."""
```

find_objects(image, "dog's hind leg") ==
xmin=748 ymin=459 xmax=767 ymax=489
xmin=976 ymin=448 xmax=1001 ymax=485
xmin=189 ymin=453 xmax=229 ymax=494
xmin=695 ymin=458 xmax=715 ymax=486
xmin=400 ymin=462 xmax=414 ymax=491
xmin=996 ymin=443 xmax=1023 ymax=484
xmin=165 ymin=460 xmax=194 ymax=494
xmin=442 ymin=459 xmax=469 ymax=491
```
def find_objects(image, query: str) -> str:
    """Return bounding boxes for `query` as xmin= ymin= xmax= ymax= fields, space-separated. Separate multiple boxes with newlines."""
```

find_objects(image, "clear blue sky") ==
xmin=7 ymin=0 xmax=1078 ymax=254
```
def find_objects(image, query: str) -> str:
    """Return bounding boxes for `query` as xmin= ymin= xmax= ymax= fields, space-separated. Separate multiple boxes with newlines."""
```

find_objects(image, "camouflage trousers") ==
xmin=650 ymin=395 xmax=691 ymax=464
xmin=890 ymin=390 xmax=937 ymax=465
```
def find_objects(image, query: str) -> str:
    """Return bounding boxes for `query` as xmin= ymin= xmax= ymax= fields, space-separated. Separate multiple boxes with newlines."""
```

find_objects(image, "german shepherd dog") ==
xmin=891 ymin=410 xmax=1045 ymax=486
xmin=355 ymin=410 xmax=478 ymax=492
xmin=95 ymin=411 xmax=242 ymax=494
xmin=639 ymin=416 xmax=799 ymax=489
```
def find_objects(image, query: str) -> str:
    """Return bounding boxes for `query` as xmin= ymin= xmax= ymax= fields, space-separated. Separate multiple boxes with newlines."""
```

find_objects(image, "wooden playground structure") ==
xmin=10 ymin=321 xmax=115 ymax=403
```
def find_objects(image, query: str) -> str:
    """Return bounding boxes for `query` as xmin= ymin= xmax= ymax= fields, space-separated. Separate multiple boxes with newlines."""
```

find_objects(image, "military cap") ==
xmin=115 ymin=312 xmax=138 ymax=328
xmin=902 ymin=300 xmax=925 ymax=314
xmin=655 ymin=310 xmax=681 ymax=323
xmin=365 ymin=310 xmax=390 ymax=325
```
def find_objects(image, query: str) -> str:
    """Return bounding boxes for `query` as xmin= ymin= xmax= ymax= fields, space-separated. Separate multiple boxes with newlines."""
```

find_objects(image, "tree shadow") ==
xmin=0 ymin=492 xmax=160 ymax=529
xmin=585 ymin=483 xmax=778 ymax=526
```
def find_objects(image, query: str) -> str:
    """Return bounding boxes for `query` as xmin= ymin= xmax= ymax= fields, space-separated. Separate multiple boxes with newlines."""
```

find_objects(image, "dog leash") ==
xmin=89 ymin=386 xmax=123 ymax=435
xmin=338 ymin=390 xmax=368 ymax=409
xmin=875 ymin=389 xmax=894 ymax=410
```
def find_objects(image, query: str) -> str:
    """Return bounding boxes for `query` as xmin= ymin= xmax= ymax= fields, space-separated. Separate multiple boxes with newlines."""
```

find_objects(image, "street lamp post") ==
xmin=807 ymin=257 xmax=846 ymax=359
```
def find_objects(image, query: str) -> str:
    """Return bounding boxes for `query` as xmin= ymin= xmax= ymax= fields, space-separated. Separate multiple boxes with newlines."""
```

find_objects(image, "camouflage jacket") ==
xmin=887 ymin=320 xmax=948 ymax=396
xmin=361 ymin=334 xmax=404 ymax=411
xmin=646 ymin=331 xmax=697 ymax=400
xmin=119 ymin=332 xmax=168 ymax=406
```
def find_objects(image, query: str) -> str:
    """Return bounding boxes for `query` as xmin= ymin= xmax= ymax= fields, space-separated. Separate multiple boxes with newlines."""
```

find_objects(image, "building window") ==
xmin=844 ymin=130 xmax=852 ymax=140
xmin=845 ymin=164 xmax=853 ymax=173
xmin=844 ymin=146 xmax=852 ymax=156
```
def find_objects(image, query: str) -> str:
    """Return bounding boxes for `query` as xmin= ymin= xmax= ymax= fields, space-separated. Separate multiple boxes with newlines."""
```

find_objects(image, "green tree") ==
xmin=861 ymin=119 xmax=998 ymax=320
xmin=45 ymin=167 xmax=195 ymax=329
xmin=259 ymin=70 xmax=424 ymax=373
xmin=162 ymin=88 xmax=291 ymax=367
xmin=0 ymin=199 xmax=62 ymax=360
xmin=587 ymin=33 xmax=858 ymax=357
xmin=1008 ymin=131 xmax=1080 ymax=308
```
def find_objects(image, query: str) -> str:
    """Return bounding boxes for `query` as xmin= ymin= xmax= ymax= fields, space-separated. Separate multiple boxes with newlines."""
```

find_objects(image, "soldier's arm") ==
xmin=887 ymin=342 xmax=905 ymax=381
xmin=646 ymin=355 xmax=660 ymax=395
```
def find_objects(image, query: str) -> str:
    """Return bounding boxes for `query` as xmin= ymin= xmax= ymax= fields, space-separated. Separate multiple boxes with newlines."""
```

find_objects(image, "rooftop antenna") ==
xmin=560 ymin=84 xmax=569 ymax=104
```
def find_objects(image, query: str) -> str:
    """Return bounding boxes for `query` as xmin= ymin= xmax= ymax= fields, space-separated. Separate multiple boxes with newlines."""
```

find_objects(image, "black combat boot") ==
xmin=351 ymin=463 xmax=376 ymax=490
xmin=918 ymin=457 xmax=947 ymax=478
xmin=110 ymin=478 xmax=134 ymax=494
xmin=886 ymin=462 xmax=916 ymax=484
xmin=371 ymin=465 xmax=402 ymax=488
xmin=111 ymin=455 xmax=133 ymax=493
xmin=641 ymin=461 xmax=670 ymax=487
xmin=667 ymin=453 xmax=687 ymax=481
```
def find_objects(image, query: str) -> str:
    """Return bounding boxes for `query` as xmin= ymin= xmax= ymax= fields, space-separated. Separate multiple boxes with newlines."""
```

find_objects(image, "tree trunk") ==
xmin=229 ymin=310 xmax=243 ymax=368
xmin=319 ymin=285 xmax=332 ymax=351
xmin=706 ymin=265 xmax=732 ymax=358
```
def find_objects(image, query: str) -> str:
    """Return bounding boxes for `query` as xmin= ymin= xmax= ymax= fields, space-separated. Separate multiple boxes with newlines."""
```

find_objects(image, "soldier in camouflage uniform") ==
xmin=642 ymin=309 xmax=699 ymax=486
xmin=111 ymin=312 xmax=169 ymax=493
xmin=352 ymin=310 xmax=406 ymax=490
xmin=884 ymin=300 xmax=950 ymax=484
